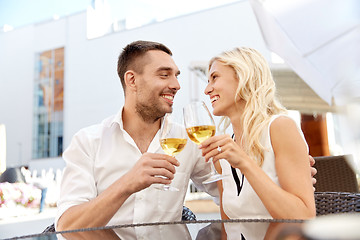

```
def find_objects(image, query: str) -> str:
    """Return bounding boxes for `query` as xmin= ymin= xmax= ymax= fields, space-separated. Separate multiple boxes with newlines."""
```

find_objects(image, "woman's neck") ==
xmin=229 ymin=112 xmax=243 ymax=143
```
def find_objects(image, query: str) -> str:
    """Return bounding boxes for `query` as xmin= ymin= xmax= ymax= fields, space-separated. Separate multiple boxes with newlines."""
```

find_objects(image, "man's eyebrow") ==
xmin=156 ymin=67 xmax=181 ymax=76
xmin=156 ymin=67 xmax=172 ymax=72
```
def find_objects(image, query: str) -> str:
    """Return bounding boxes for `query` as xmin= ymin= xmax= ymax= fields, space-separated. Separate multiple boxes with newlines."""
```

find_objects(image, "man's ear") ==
xmin=124 ymin=70 xmax=136 ymax=92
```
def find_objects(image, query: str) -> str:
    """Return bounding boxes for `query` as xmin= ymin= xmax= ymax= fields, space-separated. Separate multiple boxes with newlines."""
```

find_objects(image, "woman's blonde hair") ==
xmin=208 ymin=47 xmax=287 ymax=166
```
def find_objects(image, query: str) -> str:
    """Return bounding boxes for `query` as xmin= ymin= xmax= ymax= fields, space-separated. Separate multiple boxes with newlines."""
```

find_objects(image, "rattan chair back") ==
xmin=315 ymin=192 xmax=360 ymax=215
xmin=314 ymin=155 xmax=359 ymax=193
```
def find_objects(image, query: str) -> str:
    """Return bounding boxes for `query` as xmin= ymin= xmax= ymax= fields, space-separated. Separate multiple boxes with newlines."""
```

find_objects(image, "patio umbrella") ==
xmin=249 ymin=0 xmax=360 ymax=105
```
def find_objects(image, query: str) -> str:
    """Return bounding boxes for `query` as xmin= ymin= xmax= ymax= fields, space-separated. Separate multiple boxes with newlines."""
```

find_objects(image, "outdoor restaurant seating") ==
xmin=41 ymin=154 xmax=360 ymax=235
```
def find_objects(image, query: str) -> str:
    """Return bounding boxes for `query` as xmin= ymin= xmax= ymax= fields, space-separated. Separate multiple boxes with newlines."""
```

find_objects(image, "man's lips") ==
xmin=161 ymin=94 xmax=174 ymax=103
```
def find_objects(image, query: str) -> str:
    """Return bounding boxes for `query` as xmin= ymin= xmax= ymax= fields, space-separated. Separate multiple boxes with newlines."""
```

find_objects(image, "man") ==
xmin=55 ymin=40 xmax=218 ymax=238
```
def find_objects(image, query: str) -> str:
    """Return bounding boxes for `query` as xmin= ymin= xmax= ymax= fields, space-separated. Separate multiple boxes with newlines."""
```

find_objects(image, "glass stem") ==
xmin=210 ymin=158 xmax=218 ymax=175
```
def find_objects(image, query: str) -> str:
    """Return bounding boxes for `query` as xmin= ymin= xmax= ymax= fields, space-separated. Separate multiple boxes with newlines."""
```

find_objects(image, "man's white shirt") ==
xmin=56 ymin=108 xmax=218 ymax=239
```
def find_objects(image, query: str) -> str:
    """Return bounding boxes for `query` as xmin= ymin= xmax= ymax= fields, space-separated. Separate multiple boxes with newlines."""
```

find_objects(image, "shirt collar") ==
xmin=110 ymin=107 xmax=125 ymax=130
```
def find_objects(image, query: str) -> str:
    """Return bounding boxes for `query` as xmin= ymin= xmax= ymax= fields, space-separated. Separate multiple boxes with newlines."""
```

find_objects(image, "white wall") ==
xmin=0 ymin=1 xmax=269 ymax=170
xmin=0 ymin=25 xmax=35 ymax=167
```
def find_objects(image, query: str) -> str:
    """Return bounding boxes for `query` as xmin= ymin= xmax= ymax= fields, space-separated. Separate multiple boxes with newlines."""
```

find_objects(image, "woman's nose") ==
xmin=204 ymin=83 xmax=212 ymax=95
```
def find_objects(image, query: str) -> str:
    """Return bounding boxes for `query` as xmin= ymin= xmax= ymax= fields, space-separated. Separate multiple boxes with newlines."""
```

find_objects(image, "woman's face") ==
xmin=204 ymin=60 xmax=240 ymax=117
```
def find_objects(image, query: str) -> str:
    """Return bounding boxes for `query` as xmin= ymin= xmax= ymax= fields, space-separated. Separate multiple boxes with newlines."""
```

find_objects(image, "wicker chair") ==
xmin=313 ymin=155 xmax=359 ymax=193
xmin=314 ymin=192 xmax=360 ymax=216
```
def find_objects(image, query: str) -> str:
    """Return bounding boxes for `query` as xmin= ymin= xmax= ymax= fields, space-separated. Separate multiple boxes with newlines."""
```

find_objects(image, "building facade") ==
xmin=0 ymin=1 xmax=340 ymax=172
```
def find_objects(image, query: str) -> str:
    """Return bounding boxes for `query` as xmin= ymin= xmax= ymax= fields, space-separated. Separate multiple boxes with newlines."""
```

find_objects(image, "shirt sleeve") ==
xmin=55 ymin=128 xmax=98 ymax=229
xmin=189 ymin=147 xmax=220 ymax=204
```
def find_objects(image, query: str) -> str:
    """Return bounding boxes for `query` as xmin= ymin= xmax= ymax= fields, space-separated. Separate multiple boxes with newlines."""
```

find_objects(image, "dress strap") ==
xmin=231 ymin=133 xmax=245 ymax=196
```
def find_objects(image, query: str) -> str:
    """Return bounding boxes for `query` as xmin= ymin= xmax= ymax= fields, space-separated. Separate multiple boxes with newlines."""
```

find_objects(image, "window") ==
xmin=32 ymin=48 xmax=64 ymax=159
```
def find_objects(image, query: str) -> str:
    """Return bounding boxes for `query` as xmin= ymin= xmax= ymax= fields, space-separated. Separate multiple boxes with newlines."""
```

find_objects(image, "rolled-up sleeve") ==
xmin=55 ymin=128 xmax=98 ymax=229
xmin=189 ymin=148 xmax=220 ymax=204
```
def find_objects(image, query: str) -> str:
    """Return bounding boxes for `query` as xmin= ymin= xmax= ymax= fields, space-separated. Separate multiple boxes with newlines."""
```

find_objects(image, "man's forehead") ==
xmin=144 ymin=50 xmax=179 ymax=72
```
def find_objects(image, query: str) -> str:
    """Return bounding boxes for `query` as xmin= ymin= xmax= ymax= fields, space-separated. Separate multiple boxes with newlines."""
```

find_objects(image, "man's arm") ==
xmin=61 ymin=228 xmax=120 ymax=240
xmin=57 ymin=177 xmax=132 ymax=230
xmin=309 ymin=155 xmax=317 ymax=191
xmin=57 ymin=150 xmax=179 ymax=231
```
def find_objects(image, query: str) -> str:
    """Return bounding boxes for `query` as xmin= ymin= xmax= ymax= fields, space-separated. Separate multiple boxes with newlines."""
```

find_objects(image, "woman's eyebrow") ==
xmin=209 ymin=71 xmax=216 ymax=77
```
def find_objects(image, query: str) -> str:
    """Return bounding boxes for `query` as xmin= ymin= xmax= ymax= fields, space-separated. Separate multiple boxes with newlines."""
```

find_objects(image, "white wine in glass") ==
xmin=183 ymin=101 xmax=228 ymax=184
xmin=158 ymin=112 xmax=187 ymax=191
xmin=186 ymin=125 xmax=216 ymax=145
xmin=160 ymin=138 xmax=187 ymax=156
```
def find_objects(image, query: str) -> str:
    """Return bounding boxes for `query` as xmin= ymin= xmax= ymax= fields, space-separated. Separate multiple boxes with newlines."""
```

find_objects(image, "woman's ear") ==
xmin=124 ymin=70 xmax=136 ymax=92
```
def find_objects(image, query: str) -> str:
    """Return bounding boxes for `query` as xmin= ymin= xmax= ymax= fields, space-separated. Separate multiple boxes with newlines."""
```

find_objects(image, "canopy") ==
xmin=250 ymin=0 xmax=360 ymax=105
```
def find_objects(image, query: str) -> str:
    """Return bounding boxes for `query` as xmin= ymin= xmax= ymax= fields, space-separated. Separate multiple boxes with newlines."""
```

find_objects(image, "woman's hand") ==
xmin=198 ymin=134 xmax=251 ymax=169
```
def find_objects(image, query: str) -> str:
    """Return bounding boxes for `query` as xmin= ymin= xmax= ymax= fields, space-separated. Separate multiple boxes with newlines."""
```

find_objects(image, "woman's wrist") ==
xmin=236 ymin=155 xmax=255 ymax=172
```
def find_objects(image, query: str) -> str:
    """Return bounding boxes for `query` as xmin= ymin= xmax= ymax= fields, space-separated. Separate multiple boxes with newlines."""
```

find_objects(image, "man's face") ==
xmin=134 ymin=50 xmax=181 ymax=122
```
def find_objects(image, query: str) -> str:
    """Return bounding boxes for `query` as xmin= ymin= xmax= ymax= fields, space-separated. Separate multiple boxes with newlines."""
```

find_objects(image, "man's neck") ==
xmin=122 ymin=105 xmax=161 ymax=153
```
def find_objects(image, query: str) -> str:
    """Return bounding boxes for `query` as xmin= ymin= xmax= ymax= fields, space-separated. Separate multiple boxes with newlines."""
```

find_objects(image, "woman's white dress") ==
xmin=220 ymin=115 xmax=308 ymax=239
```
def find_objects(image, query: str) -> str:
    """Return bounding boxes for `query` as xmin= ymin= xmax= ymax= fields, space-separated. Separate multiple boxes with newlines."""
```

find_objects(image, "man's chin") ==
xmin=163 ymin=104 xmax=173 ymax=113
xmin=156 ymin=106 xmax=172 ymax=120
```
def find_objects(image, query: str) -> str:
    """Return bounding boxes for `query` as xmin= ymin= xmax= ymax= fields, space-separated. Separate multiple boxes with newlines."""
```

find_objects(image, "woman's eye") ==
xmin=208 ymin=75 xmax=217 ymax=83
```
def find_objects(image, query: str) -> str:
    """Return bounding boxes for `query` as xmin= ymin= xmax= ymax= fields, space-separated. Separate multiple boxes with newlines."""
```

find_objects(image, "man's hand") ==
xmin=309 ymin=155 xmax=317 ymax=191
xmin=122 ymin=152 xmax=180 ymax=194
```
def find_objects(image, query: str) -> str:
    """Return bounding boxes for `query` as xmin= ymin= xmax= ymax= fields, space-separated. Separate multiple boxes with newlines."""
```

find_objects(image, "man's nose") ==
xmin=169 ymin=76 xmax=181 ymax=91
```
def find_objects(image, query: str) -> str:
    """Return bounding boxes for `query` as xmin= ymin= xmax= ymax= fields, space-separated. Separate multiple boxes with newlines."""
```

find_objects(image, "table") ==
xmin=4 ymin=219 xmax=307 ymax=240
xmin=6 ymin=214 xmax=360 ymax=240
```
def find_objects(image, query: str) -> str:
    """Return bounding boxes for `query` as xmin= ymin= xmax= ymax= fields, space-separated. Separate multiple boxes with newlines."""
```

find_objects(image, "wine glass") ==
xmin=183 ymin=101 xmax=228 ymax=184
xmin=158 ymin=112 xmax=187 ymax=191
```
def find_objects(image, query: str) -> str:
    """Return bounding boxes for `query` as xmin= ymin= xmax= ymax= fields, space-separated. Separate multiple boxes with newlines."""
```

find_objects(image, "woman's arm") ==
xmin=200 ymin=117 xmax=316 ymax=219
xmin=240 ymin=116 xmax=316 ymax=219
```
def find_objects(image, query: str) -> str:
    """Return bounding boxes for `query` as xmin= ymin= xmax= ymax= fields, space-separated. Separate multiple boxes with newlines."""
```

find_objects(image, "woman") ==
xmin=199 ymin=47 xmax=315 ymax=237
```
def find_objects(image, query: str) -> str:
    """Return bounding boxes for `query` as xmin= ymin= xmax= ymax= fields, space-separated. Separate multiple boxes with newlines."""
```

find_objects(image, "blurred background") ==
xmin=0 ymin=0 xmax=359 ymax=238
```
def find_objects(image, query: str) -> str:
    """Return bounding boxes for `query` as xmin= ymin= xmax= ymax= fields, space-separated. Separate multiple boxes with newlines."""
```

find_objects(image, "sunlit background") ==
xmin=0 ymin=0 xmax=359 ymax=238
xmin=0 ymin=0 xmax=238 ymax=30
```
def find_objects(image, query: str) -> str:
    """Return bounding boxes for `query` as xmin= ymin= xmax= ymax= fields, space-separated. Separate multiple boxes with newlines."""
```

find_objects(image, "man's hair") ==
xmin=117 ymin=40 xmax=172 ymax=91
